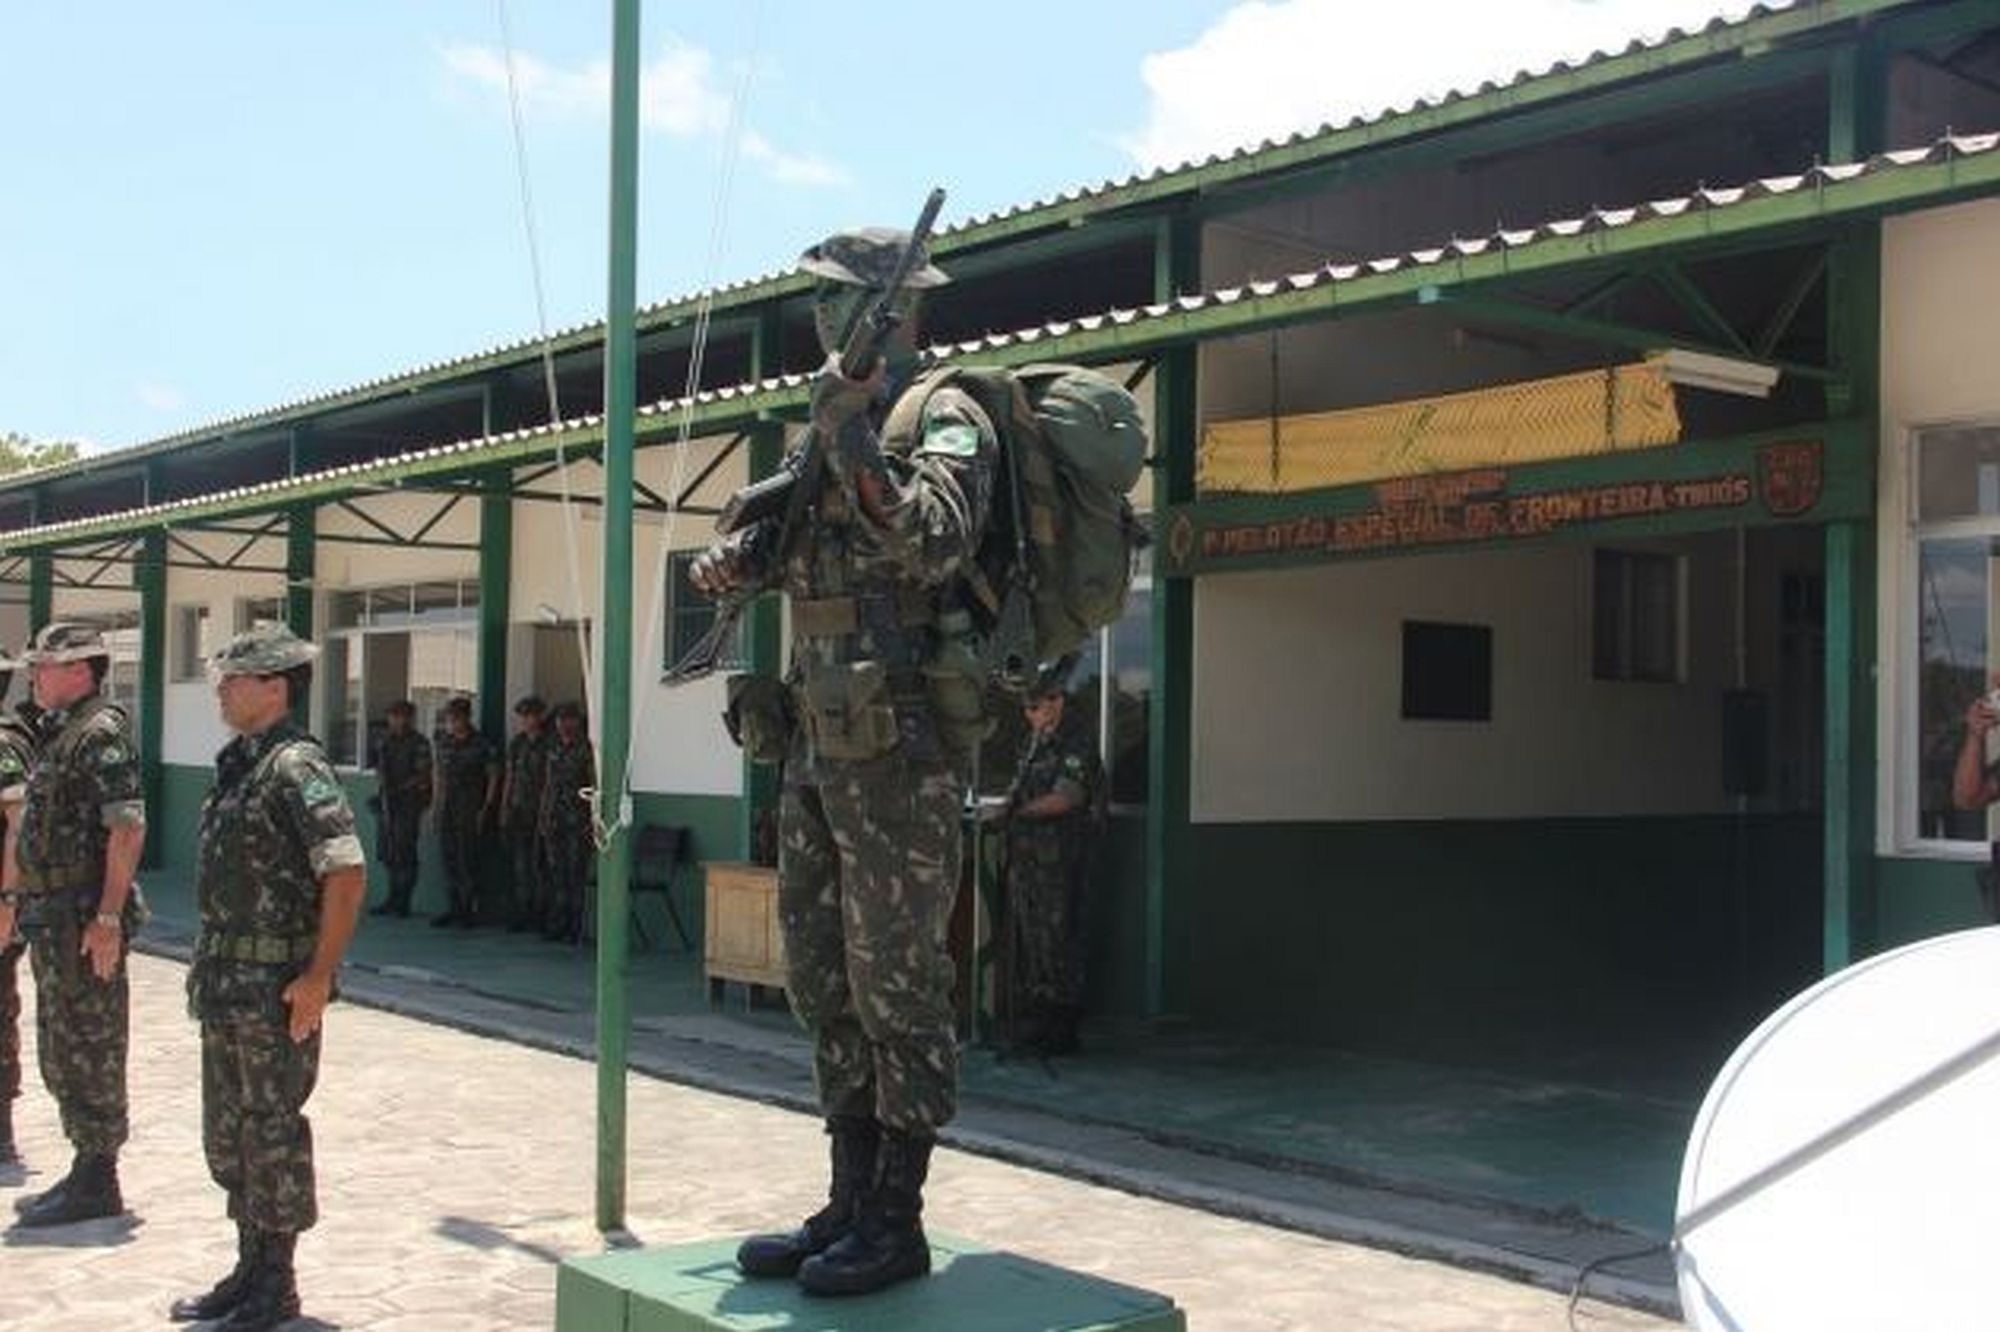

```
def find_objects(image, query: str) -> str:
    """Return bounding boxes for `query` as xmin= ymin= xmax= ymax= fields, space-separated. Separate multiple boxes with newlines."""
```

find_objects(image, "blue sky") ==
xmin=0 ymin=0 xmax=1743 ymax=451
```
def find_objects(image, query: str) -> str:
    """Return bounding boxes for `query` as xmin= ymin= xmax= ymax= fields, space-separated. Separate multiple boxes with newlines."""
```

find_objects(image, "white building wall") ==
xmin=1878 ymin=198 xmax=2000 ymax=855
xmin=510 ymin=436 xmax=753 ymax=798
xmin=160 ymin=563 xmax=289 ymax=766
xmin=1191 ymin=538 xmax=1737 ymax=823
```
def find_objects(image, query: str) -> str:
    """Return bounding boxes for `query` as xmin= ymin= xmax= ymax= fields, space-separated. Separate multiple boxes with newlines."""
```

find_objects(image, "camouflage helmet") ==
xmin=210 ymin=622 xmax=319 ymax=677
xmin=1028 ymin=652 xmax=1081 ymax=701
xmin=22 ymin=620 xmax=111 ymax=665
xmin=797 ymin=227 xmax=950 ymax=291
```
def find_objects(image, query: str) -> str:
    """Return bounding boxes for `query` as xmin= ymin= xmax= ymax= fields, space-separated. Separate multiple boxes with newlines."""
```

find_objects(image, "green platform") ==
xmin=556 ymin=1235 xmax=1185 ymax=1332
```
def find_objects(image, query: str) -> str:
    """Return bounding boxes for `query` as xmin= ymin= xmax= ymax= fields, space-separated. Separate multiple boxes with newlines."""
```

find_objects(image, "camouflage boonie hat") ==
xmin=797 ymin=227 xmax=950 ymax=291
xmin=1028 ymin=653 xmax=1081 ymax=700
xmin=22 ymin=620 xmax=111 ymax=664
xmin=210 ymin=623 xmax=319 ymax=677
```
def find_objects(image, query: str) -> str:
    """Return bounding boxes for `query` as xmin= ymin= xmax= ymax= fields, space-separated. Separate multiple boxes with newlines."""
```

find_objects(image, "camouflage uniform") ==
xmin=190 ymin=715 xmax=361 ymax=1233
xmin=718 ymin=226 xmax=982 ymax=1296
xmin=0 ymin=700 xmax=41 ymax=1155
xmin=503 ymin=724 xmax=550 ymax=929
xmin=433 ymin=722 xmax=497 ymax=924
xmin=1002 ymin=721 xmax=1103 ymax=1050
xmin=537 ymin=724 xmax=594 ymax=941
xmin=369 ymin=724 xmax=431 ymax=915
xmin=16 ymin=677 xmax=145 ymax=1162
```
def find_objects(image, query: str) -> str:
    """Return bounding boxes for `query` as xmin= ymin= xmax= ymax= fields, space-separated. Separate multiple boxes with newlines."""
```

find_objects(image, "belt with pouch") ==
xmin=196 ymin=931 xmax=318 ymax=965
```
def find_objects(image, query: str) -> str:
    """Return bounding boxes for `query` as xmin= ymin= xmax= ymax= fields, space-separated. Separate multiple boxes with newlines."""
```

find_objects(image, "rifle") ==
xmin=665 ymin=187 xmax=948 ymax=685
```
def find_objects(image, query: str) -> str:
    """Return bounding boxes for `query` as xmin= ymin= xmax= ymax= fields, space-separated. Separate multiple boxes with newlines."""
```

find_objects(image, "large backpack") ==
xmin=885 ymin=362 xmax=1149 ymax=677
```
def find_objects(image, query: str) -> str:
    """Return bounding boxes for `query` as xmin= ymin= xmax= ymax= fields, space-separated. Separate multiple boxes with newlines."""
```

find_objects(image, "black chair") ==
xmin=629 ymin=824 xmax=694 ymax=951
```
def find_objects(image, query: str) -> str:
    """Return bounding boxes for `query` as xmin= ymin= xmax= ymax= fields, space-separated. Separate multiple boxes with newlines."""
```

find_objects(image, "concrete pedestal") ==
xmin=556 ymin=1233 xmax=1185 ymax=1332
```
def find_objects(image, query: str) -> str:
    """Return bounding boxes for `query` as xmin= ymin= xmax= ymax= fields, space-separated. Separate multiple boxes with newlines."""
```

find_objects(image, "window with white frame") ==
xmin=171 ymin=604 xmax=211 ymax=682
xmin=320 ymin=580 xmax=480 ymax=767
xmin=1910 ymin=423 xmax=2000 ymax=845
xmin=1592 ymin=548 xmax=1683 ymax=683
xmin=64 ymin=608 xmax=142 ymax=722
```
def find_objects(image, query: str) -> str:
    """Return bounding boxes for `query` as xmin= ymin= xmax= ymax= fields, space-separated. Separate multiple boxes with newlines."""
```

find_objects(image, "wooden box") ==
xmin=703 ymin=862 xmax=786 ymax=995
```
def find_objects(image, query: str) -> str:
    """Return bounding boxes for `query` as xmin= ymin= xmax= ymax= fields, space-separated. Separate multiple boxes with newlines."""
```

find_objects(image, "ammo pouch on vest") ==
xmin=725 ymin=673 xmax=795 ymax=766
xmin=924 ymin=608 xmax=993 ymax=759
xmin=801 ymin=661 xmax=900 ymax=762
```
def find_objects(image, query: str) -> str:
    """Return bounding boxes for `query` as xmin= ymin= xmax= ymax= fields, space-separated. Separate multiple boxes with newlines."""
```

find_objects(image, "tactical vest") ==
xmin=17 ymin=694 xmax=129 ymax=892
xmin=196 ymin=726 xmax=326 ymax=944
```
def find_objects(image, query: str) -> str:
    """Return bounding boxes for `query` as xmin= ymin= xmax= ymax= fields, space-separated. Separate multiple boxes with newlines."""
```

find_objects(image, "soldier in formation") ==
xmin=0 ymin=649 xmax=41 ymax=1167
xmin=431 ymin=696 xmax=497 ymax=928
xmin=171 ymin=624 xmax=365 ymax=1331
xmin=537 ymin=702 xmax=594 ymax=944
xmin=693 ymin=225 xmax=992 ymax=1295
xmin=501 ymin=695 xmax=550 ymax=932
xmin=367 ymin=700 xmax=431 ymax=918
xmin=999 ymin=665 xmax=1104 ymax=1058
xmin=0 ymin=621 xmax=147 ymax=1228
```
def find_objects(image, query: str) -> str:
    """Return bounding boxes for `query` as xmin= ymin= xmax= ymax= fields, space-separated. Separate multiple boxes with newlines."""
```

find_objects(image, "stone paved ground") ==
xmin=0 ymin=956 xmax=1681 ymax=1331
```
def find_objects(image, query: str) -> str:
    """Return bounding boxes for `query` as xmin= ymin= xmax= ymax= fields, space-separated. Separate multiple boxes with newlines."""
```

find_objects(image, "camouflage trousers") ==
xmin=437 ymin=805 xmax=485 ymax=919
xmin=376 ymin=800 xmax=424 ymax=911
xmin=1003 ymin=851 xmax=1088 ymax=1023
xmin=1 ymin=940 xmax=21 ymax=1103
xmin=507 ymin=818 xmax=544 ymax=927
xmin=780 ymin=751 xmax=962 ymax=1134
xmin=27 ymin=908 xmax=131 ymax=1155
xmin=542 ymin=823 xmax=590 ymax=937
xmin=202 ymin=1008 xmax=321 ymax=1233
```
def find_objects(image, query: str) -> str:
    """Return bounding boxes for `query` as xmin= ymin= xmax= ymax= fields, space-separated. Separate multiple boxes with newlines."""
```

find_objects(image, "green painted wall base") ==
xmin=556 ymin=1235 xmax=1183 ymax=1332
xmin=1874 ymin=854 xmax=1989 ymax=950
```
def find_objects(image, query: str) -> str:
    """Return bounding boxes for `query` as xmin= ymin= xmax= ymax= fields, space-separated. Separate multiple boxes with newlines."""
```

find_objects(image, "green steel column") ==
xmin=479 ymin=467 xmax=513 ymax=744
xmin=594 ymin=0 xmax=641 ymax=1235
xmin=287 ymin=506 xmax=316 ymax=725
xmin=1821 ymin=38 xmax=1886 ymax=971
xmin=137 ymin=529 xmax=165 ymax=871
xmin=741 ymin=309 xmax=786 ymax=862
xmin=1146 ymin=213 xmax=1199 ymax=1019
xmin=27 ymin=490 xmax=50 ymax=633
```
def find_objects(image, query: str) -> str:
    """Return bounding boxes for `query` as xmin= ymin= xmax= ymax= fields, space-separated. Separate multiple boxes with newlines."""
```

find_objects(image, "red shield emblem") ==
xmin=1758 ymin=441 xmax=1823 ymax=518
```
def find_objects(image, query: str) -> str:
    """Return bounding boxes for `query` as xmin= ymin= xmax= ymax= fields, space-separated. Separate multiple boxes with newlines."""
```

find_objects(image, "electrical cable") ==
xmin=1564 ymin=1240 xmax=1670 ymax=1331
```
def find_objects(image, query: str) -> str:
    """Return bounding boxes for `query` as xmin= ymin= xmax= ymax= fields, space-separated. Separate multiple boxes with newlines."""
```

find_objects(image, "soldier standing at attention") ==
xmin=999 ymin=664 xmax=1103 ymax=1058
xmin=0 ymin=649 xmax=42 ymax=1167
xmin=537 ymin=703 xmax=594 ymax=944
xmin=0 ymin=621 xmax=147 ymax=1228
xmin=431 ymin=696 xmax=497 ymax=928
xmin=170 ymin=624 xmax=364 ymax=1331
xmin=500 ymin=695 xmax=550 ymax=932
xmin=367 ymin=700 xmax=431 ymax=918
xmin=692 ymin=226 xmax=994 ymax=1296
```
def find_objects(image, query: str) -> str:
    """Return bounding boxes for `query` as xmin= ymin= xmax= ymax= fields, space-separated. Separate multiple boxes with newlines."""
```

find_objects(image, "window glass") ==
xmin=1915 ymin=535 xmax=1993 ymax=842
xmin=236 ymin=596 xmax=285 ymax=633
xmin=1918 ymin=425 xmax=2000 ymax=523
xmin=1593 ymin=548 xmax=1682 ymax=683
xmin=664 ymin=551 xmax=744 ymax=673
xmin=171 ymin=604 xmax=210 ymax=682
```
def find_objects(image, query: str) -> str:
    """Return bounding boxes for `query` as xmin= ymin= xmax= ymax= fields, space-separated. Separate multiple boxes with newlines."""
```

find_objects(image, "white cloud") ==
xmin=442 ymin=38 xmax=843 ymax=187
xmin=1122 ymin=0 xmax=1759 ymax=170
xmin=135 ymin=380 xmax=185 ymax=414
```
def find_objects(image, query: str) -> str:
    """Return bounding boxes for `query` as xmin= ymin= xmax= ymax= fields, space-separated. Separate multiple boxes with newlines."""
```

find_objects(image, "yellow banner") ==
xmin=1199 ymin=362 xmax=1682 ymax=495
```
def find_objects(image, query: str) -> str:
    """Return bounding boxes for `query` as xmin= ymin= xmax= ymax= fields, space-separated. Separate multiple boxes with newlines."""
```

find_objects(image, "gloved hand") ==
xmin=690 ymin=540 xmax=751 ymax=597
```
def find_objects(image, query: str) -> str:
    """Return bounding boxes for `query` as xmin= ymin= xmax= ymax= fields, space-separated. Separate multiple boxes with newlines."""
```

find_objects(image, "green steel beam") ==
xmin=137 ymin=531 xmax=165 ymax=871
xmin=1423 ymin=291 xmax=1836 ymax=382
xmin=27 ymin=554 xmax=49 ymax=632
xmin=1755 ymin=250 xmax=1828 ymax=358
xmin=9 ymin=138 xmax=2000 ymax=556
xmin=596 ymin=0 xmax=640 ymax=1237
xmin=287 ymin=505 xmax=315 ymax=725
xmin=1147 ymin=212 xmax=1199 ymax=1022
xmin=1654 ymin=263 xmax=1754 ymax=355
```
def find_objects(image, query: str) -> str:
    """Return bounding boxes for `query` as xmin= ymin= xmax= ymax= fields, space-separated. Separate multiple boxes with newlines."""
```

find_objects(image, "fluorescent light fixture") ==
xmin=1649 ymin=349 xmax=1780 ymax=399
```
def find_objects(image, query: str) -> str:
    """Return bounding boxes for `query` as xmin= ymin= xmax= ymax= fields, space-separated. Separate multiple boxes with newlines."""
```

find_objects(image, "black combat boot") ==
xmin=14 ymin=1151 xmax=121 ymax=1227
xmin=0 ymin=1097 xmax=18 ymax=1165
xmin=215 ymin=1230 xmax=300 ymax=1332
xmin=170 ymin=1223 xmax=260 ymax=1321
xmin=796 ymin=1128 xmax=934 ymax=1296
xmin=737 ymin=1115 xmax=878 ymax=1277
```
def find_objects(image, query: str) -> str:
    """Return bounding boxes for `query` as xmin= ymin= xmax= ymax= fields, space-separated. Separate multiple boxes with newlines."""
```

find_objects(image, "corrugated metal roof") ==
xmin=4 ymin=0 xmax=1881 ymax=496
xmin=11 ymin=125 xmax=1996 ymax=553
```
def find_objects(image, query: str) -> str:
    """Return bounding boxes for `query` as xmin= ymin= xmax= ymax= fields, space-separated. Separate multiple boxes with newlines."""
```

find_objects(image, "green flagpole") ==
xmin=596 ymin=0 xmax=641 ymax=1234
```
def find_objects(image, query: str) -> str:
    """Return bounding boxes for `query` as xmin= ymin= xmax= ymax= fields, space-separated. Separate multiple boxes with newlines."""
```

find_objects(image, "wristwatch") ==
xmin=92 ymin=912 xmax=122 ymax=930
